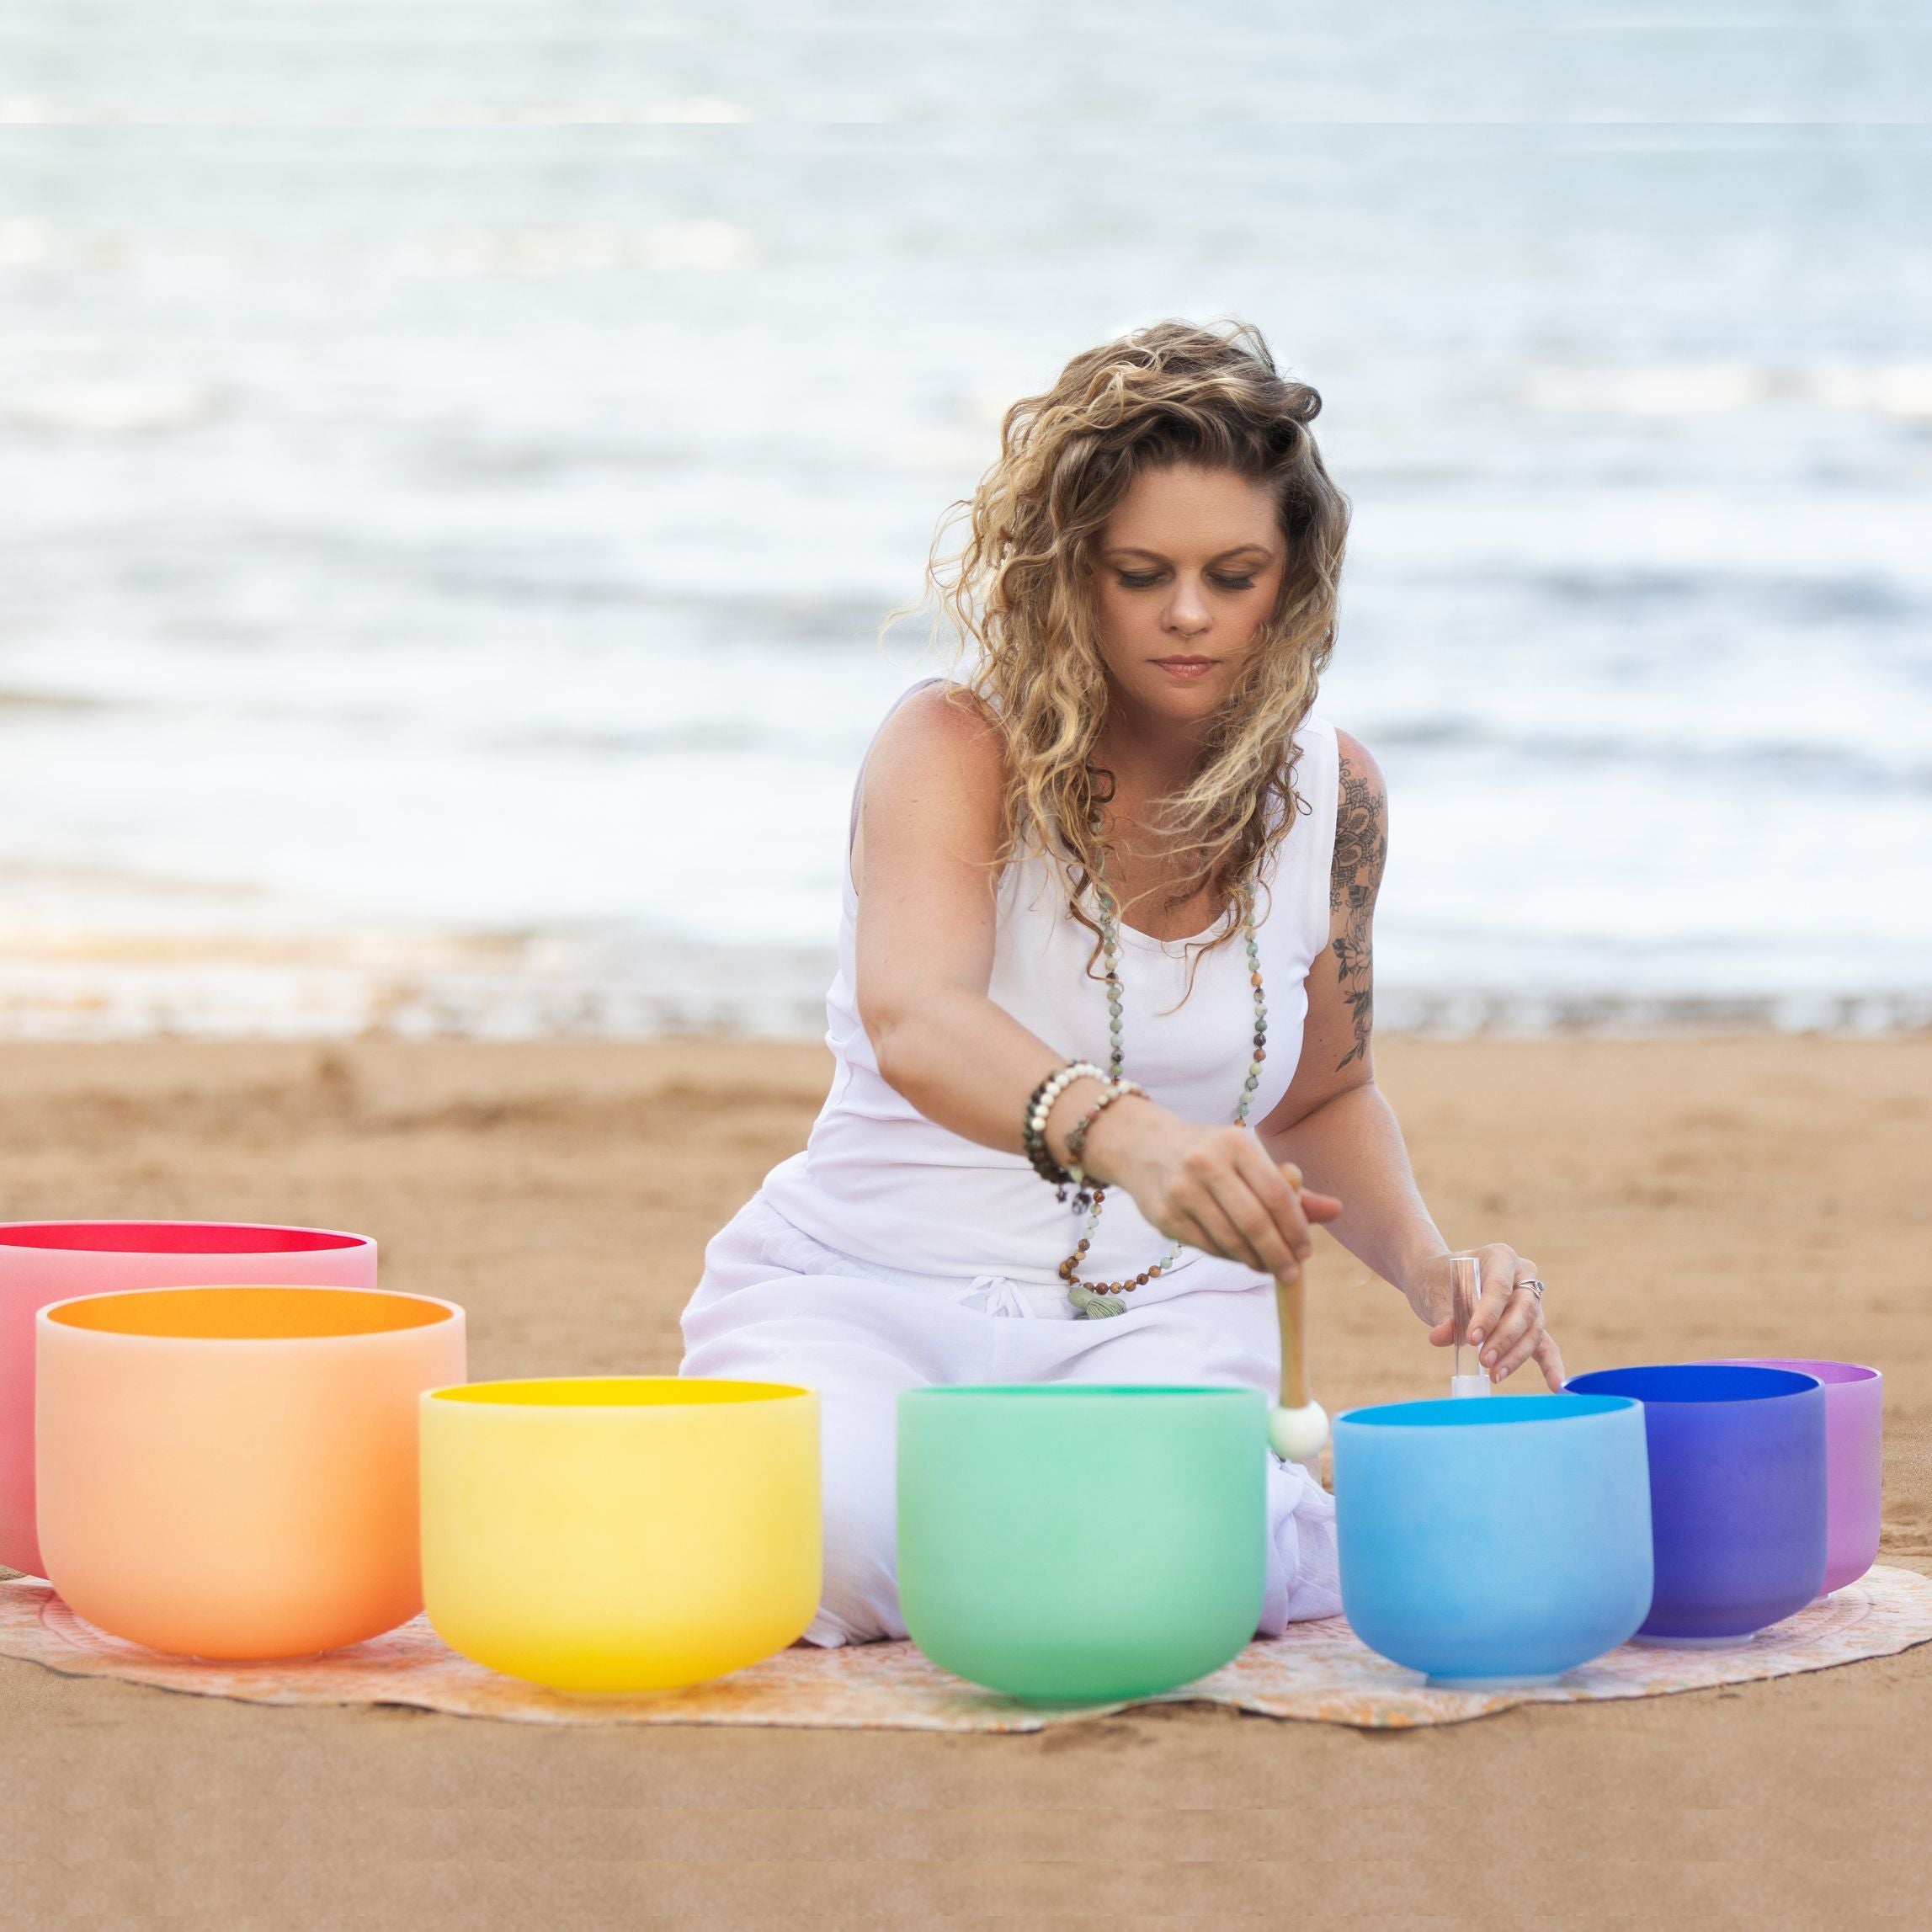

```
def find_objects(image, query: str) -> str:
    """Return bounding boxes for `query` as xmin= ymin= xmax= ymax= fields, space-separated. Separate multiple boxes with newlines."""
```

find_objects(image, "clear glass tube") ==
xmin=1449 ymin=1252 xmax=1488 ymax=1398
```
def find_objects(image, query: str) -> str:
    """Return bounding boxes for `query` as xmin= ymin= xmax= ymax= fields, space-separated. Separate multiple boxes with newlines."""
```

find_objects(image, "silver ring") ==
xmin=1519 ymin=1277 xmax=1545 ymax=1302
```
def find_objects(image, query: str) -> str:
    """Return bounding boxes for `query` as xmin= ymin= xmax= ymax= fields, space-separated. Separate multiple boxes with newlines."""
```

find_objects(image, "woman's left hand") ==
xmin=1408 ymin=1244 xmax=1564 ymax=1392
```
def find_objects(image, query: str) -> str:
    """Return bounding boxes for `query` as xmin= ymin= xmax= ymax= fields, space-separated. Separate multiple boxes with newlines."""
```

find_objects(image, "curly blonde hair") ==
xmin=919 ymin=320 xmax=1349 ymax=956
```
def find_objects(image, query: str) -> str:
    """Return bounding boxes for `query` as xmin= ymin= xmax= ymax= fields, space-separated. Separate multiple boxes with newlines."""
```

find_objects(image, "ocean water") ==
xmin=1 ymin=5 xmax=1929 ymax=1038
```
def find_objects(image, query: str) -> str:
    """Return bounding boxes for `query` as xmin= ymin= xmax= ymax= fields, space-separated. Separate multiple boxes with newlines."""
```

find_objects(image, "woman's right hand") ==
xmin=1074 ymin=1101 xmax=1341 ymax=1281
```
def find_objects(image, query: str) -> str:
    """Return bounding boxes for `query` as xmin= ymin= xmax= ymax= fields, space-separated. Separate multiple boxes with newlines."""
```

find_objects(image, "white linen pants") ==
xmin=679 ymin=1194 xmax=1342 ymax=1647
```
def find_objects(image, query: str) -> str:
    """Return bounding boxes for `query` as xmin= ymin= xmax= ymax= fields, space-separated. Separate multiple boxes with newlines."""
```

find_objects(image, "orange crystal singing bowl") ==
xmin=35 ymin=1285 xmax=465 ymax=1660
xmin=0 ymin=1220 xmax=377 ymax=1578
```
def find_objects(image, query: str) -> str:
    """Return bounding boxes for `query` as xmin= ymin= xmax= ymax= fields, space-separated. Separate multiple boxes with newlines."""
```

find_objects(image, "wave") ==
xmin=1498 ymin=571 xmax=1929 ymax=625
xmin=1359 ymin=721 xmax=1932 ymax=795
xmin=436 ymin=222 xmax=752 ymax=276
xmin=0 ymin=381 xmax=226 ymax=437
xmin=1525 ymin=363 xmax=1932 ymax=421
xmin=1 ymin=935 xmax=1924 ymax=1045
xmin=0 ymin=689 xmax=114 ymax=714
xmin=1377 ymin=986 xmax=1932 ymax=1039
xmin=424 ymin=99 xmax=749 ymax=127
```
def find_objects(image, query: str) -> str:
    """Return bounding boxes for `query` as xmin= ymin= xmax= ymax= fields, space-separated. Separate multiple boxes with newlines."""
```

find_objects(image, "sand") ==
xmin=2 ymin=1034 xmax=1928 ymax=1927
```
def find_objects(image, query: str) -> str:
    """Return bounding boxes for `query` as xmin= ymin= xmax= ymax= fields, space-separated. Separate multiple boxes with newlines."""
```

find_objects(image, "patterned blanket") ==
xmin=3 ymin=1566 xmax=1926 ymax=1732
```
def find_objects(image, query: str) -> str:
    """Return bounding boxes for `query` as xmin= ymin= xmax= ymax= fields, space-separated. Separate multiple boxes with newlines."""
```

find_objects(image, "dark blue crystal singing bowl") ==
xmin=1565 ymin=1365 xmax=1828 ymax=1642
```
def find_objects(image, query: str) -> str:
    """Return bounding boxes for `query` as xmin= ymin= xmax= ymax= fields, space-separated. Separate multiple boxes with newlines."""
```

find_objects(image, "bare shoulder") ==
xmin=1330 ymin=728 xmax=1388 ymax=916
xmin=870 ymin=679 xmax=1004 ymax=777
xmin=1334 ymin=727 xmax=1386 ymax=798
xmin=854 ymin=683 xmax=1006 ymax=882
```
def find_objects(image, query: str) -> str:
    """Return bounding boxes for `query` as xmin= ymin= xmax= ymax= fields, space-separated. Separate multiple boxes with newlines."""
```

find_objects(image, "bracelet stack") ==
xmin=1020 ymin=1061 xmax=1106 ymax=1201
xmin=1022 ymin=1065 xmax=1150 ymax=1214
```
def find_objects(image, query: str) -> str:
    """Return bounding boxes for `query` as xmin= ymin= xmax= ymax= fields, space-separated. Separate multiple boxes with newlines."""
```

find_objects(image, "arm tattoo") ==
xmin=1328 ymin=748 xmax=1388 ymax=1070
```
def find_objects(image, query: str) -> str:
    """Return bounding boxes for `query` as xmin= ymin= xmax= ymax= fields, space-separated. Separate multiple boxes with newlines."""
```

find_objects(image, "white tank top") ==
xmin=759 ymin=683 xmax=1341 ymax=1293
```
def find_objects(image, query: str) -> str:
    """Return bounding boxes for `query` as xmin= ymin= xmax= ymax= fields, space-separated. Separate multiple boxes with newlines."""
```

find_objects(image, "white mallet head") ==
xmin=1269 ymin=1398 xmax=1329 ymax=1469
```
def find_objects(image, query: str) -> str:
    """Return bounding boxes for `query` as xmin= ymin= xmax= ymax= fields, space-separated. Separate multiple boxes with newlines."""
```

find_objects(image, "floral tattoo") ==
xmin=1329 ymin=747 xmax=1387 ymax=1069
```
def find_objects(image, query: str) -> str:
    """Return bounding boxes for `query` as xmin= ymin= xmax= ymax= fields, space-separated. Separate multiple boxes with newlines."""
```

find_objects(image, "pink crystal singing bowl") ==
xmin=1716 ymin=1359 xmax=1882 ymax=1596
xmin=0 ymin=1221 xmax=376 ymax=1576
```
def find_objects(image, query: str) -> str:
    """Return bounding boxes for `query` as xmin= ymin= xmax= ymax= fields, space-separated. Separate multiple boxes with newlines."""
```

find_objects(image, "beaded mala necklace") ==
xmin=1053 ymin=885 xmax=1268 ymax=1319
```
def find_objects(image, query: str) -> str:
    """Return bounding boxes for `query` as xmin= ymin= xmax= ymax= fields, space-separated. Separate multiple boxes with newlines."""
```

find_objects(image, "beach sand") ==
xmin=3 ymin=1035 xmax=1927 ymax=1926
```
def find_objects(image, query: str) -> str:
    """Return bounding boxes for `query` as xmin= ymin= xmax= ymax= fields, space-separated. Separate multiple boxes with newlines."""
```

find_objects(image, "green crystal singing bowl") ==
xmin=897 ymin=1385 xmax=1268 ymax=1702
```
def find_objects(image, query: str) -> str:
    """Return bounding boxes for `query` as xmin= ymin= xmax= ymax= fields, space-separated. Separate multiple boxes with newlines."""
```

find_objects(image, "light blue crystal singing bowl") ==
xmin=1334 ymin=1394 xmax=1654 ymax=1685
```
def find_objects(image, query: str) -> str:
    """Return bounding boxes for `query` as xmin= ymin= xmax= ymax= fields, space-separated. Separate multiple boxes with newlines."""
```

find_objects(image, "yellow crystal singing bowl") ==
xmin=420 ymin=1376 xmax=821 ymax=1693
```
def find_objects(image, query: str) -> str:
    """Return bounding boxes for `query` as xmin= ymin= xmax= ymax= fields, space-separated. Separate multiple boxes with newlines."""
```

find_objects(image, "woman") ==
xmin=683 ymin=321 xmax=1562 ymax=1645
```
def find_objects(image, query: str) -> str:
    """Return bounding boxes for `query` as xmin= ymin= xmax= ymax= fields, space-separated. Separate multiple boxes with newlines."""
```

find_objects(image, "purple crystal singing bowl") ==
xmin=1712 ymin=1360 xmax=1881 ymax=1597
xmin=1564 ymin=1364 xmax=1827 ymax=1642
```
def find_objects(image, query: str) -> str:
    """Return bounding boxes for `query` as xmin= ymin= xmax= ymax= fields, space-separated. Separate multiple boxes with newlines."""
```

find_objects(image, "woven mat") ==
xmin=3 ymin=1566 xmax=1928 ymax=1732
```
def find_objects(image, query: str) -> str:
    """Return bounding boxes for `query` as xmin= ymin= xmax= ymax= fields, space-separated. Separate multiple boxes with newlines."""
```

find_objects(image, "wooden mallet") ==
xmin=1267 ymin=1165 xmax=1329 ymax=1470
